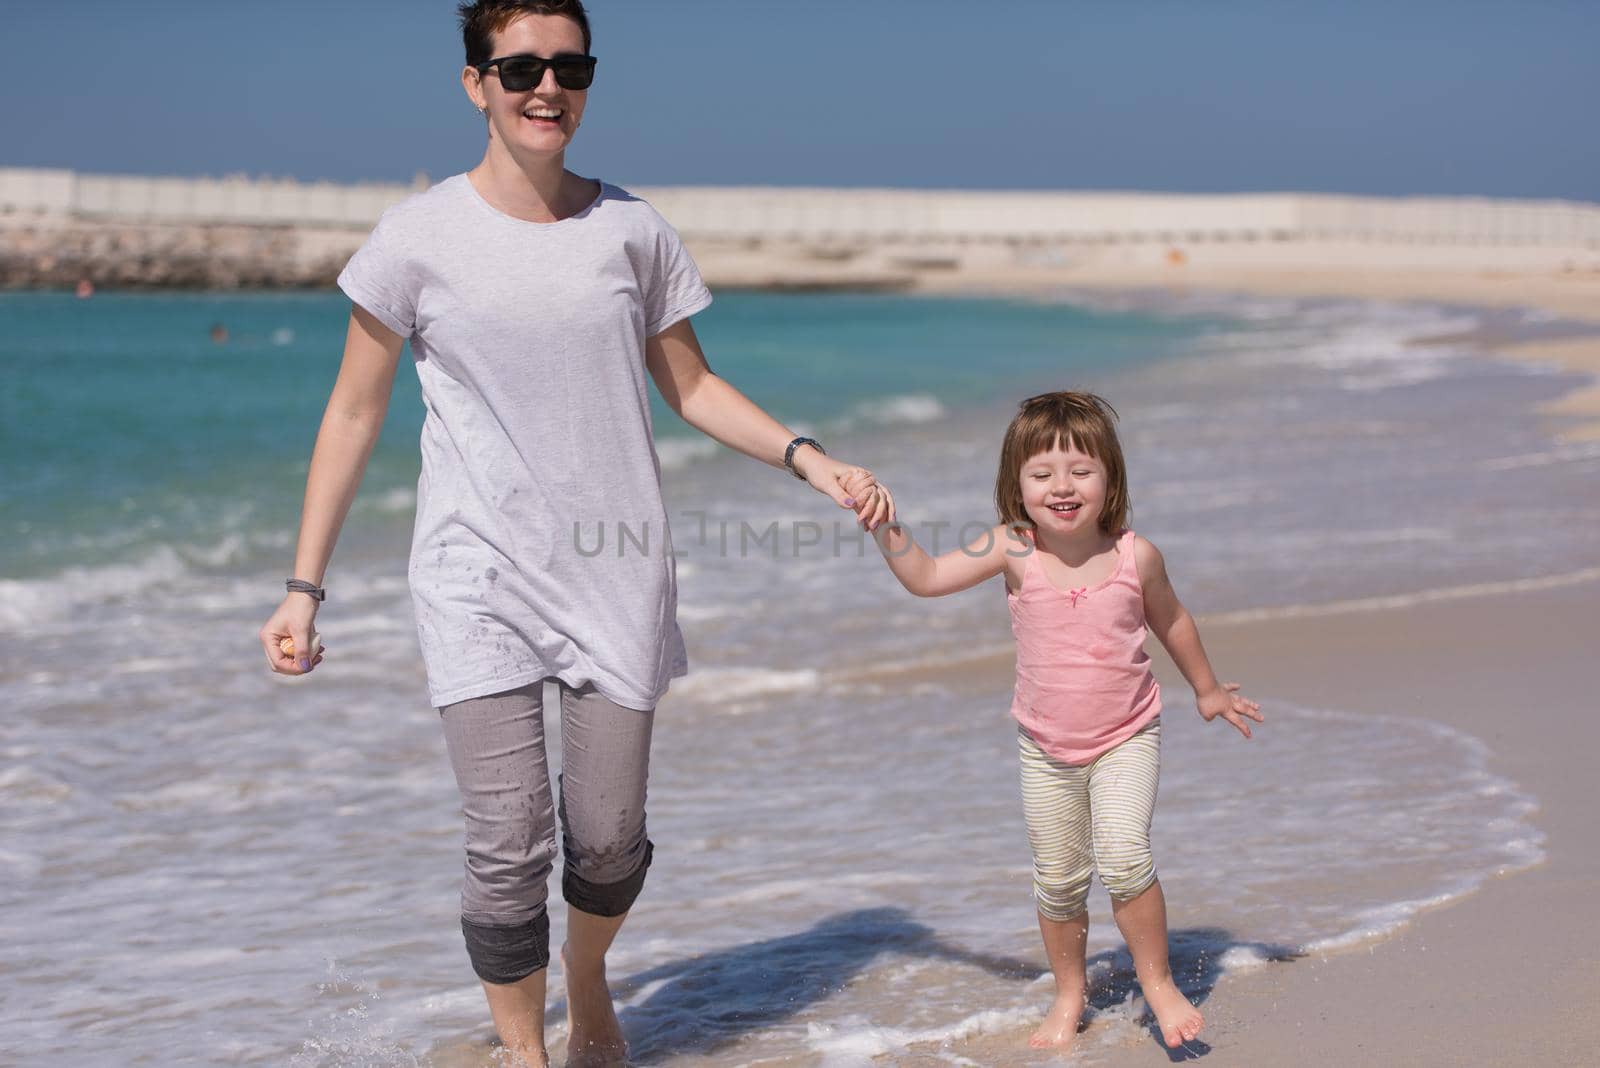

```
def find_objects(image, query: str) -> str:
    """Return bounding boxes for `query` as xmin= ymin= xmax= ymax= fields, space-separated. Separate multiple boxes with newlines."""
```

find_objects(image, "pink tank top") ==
xmin=1007 ymin=528 xmax=1162 ymax=765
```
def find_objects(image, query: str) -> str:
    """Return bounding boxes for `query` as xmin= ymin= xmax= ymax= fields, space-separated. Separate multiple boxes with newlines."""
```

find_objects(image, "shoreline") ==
xmin=866 ymin=269 xmax=1600 ymax=1061
xmin=1165 ymin=575 xmax=1600 ymax=1066
xmin=1493 ymin=336 xmax=1600 ymax=441
xmin=21 ymin=261 xmax=1599 ymax=436
xmin=899 ymin=574 xmax=1599 ymax=1064
xmin=914 ymin=263 xmax=1600 ymax=440
xmin=908 ymin=261 xmax=1600 ymax=324
xmin=9 ymin=262 xmax=1597 ymax=1062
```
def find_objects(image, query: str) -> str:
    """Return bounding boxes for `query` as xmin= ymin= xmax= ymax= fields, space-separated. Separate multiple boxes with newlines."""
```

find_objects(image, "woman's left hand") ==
xmin=796 ymin=451 xmax=894 ymax=530
xmin=845 ymin=475 xmax=895 ymax=532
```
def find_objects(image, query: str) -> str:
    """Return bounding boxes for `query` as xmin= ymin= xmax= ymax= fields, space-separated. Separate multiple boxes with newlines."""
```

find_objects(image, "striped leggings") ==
xmin=1019 ymin=719 xmax=1161 ymax=921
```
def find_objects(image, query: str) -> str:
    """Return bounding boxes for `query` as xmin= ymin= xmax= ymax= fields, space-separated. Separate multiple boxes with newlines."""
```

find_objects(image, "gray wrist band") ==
xmin=286 ymin=578 xmax=326 ymax=602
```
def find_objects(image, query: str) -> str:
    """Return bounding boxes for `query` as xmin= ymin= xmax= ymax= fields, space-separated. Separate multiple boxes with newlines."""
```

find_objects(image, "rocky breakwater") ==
xmin=0 ymin=215 xmax=366 ymax=289
xmin=1 ymin=215 xmax=917 ymax=292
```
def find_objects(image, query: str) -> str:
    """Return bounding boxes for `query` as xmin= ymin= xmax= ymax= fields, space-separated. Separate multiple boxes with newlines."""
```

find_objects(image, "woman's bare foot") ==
xmin=495 ymin=1043 xmax=549 ymax=1068
xmin=1143 ymin=976 xmax=1203 ymax=1049
xmin=1028 ymin=990 xmax=1086 ymax=1050
xmin=560 ymin=945 xmax=628 ymax=1067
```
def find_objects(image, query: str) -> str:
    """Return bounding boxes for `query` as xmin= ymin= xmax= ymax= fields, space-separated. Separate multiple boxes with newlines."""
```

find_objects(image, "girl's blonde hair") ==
xmin=995 ymin=391 xmax=1129 ymax=536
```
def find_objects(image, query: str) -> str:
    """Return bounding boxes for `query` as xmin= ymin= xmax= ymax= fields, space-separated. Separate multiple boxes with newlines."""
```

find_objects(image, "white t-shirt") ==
xmin=337 ymin=174 xmax=712 ymax=709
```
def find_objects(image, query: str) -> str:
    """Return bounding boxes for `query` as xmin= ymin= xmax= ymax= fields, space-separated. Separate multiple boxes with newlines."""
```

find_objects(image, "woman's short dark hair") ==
xmin=458 ymin=1 xmax=592 ymax=67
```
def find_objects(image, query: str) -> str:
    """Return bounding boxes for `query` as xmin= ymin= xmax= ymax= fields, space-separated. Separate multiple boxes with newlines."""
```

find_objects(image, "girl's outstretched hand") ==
xmin=840 ymin=467 xmax=894 ymax=531
xmin=1197 ymin=682 xmax=1262 ymax=739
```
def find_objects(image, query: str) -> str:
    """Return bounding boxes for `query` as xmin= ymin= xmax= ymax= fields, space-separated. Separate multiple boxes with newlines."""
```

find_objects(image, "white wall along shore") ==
xmin=3 ymin=166 xmax=1597 ymax=287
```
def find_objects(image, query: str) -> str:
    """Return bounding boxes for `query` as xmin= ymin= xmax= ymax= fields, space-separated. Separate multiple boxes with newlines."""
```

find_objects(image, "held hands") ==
xmin=1197 ymin=682 xmax=1262 ymax=739
xmin=792 ymin=446 xmax=895 ymax=531
xmin=259 ymin=594 xmax=327 ymax=676
xmin=840 ymin=466 xmax=894 ymax=531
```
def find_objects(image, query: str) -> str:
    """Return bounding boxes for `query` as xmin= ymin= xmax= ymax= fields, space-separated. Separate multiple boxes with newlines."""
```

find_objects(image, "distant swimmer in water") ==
xmin=209 ymin=323 xmax=229 ymax=344
xmin=75 ymin=278 xmax=94 ymax=299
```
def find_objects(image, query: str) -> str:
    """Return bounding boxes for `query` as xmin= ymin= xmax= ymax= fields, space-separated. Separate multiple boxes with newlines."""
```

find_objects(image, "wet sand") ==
xmin=820 ymin=267 xmax=1600 ymax=1064
xmin=917 ymin=574 xmax=1600 ymax=1065
xmin=1184 ymin=576 xmax=1600 ymax=1066
xmin=919 ymin=264 xmax=1600 ymax=441
xmin=444 ymin=265 xmax=1599 ymax=1064
xmin=1495 ymin=336 xmax=1600 ymax=440
xmin=454 ymin=270 xmax=1600 ymax=1065
xmin=917 ymin=264 xmax=1600 ymax=325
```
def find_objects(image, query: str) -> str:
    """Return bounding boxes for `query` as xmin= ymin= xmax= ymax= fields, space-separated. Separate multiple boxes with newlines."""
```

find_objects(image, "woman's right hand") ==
xmin=260 ymin=594 xmax=325 ymax=675
xmin=256 ymin=306 xmax=401 ymax=679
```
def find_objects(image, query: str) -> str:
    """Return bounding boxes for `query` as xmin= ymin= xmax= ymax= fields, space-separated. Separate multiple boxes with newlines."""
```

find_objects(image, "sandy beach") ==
xmin=918 ymin=265 xmax=1600 ymax=326
xmin=1180 ymin=575 xmax=1600 ymax=1066
xmin=899 ymin=573 xmax=1600 ymax=1065
xmin=1497 ymin=336 xmax=1600 ymax=441
xmin=7 ymin=254 xmax=1597 ymax=1065
xmin=868 ymin=266 xmax=1600 ymax=1065
xmin=4 ymin=3 xmax=1596 ymax=1054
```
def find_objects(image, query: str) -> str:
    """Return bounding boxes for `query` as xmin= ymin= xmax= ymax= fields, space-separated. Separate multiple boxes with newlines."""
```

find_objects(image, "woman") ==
xmin=256 ymin=2 xmax=890 ymax=1064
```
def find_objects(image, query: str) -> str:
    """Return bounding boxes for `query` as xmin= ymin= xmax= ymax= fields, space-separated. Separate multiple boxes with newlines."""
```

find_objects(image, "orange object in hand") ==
xmin=279 ymin=633 xmax=323 ymax=658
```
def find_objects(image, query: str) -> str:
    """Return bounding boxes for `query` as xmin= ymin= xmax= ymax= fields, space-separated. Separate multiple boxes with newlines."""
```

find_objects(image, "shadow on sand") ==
xmin=541 ymin=907 xmax=1300 ymax=1063
xmin=1082 ymin=925 xmax=1301 ymax=1062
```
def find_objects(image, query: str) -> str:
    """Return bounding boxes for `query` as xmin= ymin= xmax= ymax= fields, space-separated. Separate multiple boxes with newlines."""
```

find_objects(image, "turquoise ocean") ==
xmin=1 ymin=290 xmax=1200 ymax=582
xmin=2 ymin=287 xmax=1593 ymax=1064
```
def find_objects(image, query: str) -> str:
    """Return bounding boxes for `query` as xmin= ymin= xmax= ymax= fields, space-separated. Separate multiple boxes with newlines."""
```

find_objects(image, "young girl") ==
xmin=864 ymin=391 xmax=1262 ymax=1052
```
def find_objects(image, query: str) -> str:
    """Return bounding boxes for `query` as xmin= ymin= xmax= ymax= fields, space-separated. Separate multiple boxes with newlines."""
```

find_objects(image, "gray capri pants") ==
xmin=439 ymin=679 xmax=655 ymax=985
xmin=1019 ymin=718 xmax=1161 ymax=921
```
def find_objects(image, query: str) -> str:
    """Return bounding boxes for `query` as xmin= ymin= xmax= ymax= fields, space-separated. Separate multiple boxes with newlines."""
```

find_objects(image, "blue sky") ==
xmin=4 ymin=0 xmax=1595 ymax=199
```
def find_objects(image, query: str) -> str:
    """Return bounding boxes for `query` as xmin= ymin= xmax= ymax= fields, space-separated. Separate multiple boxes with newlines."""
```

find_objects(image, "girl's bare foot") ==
xmin=1028 ymin=990 xmax=1086 ymax=1050
xmin=560 ymin=945 xmax=628 ymax=1067
xmin=1143 ymin=976 xmax=1203 ymax=1049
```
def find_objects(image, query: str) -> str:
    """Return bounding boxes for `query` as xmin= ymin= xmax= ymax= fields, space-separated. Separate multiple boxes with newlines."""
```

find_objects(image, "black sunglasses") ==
xmin=476 ymin=53 xmax=597 ymax=92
